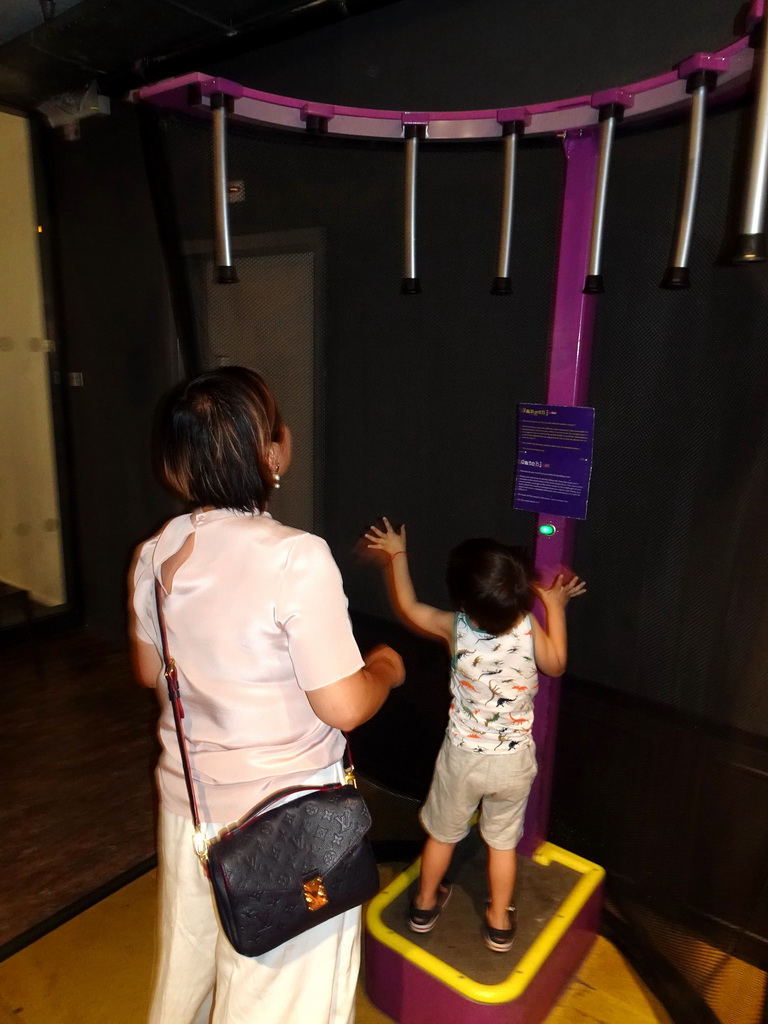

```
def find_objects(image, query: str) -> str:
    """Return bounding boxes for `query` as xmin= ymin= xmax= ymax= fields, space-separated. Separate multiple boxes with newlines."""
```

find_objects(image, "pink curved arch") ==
xmin=136 ymin=34 xmax=755 ymax=140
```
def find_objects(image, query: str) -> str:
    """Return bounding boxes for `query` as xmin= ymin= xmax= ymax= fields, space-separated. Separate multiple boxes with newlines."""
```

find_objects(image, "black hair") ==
xmin=446 ymin=538 xmax=539 ymax=636
xmin=158 ymin=366 xmax=284 ymax=513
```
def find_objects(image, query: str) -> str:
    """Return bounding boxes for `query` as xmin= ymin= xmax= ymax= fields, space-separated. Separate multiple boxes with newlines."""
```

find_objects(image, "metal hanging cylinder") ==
xmin=211 ymin=92 xmax=238 ymax=284
xmin=734 ymin=17 xmax=768 ymax=262
xmin=491 ymin=118 xmax=527 ymax=295
xmin=661 ymin=64 xmax=720 ymax=289
xmin=401 ymin=122 xmax=425 ymax=294
xmin=583 ymin=100 xmax=626 ymax=294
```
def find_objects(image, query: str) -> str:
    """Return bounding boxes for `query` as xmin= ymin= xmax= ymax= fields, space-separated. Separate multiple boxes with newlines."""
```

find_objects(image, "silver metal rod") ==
xmin=496 ymin=130 xmax=518 ymax=278
xmin=404 ymin=135 xmax=418 ymax=279
xmin=587 ymin=115 xmax=615 ymax=278
xmin=740 ymin=42 xmax=768 ymax=236
xmin=671 ymin=84 xmax=706 ymax=268
xmin=213 ymin=102 xmax=234 ymax=272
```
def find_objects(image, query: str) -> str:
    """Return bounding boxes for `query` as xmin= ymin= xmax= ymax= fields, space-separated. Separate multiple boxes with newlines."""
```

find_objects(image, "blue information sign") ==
xmin=513 ymin=404 xmax=595 ymax=520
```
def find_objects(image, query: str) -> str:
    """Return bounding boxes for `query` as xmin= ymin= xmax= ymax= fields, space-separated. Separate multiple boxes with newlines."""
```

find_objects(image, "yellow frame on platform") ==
xmin=365 ymin=842 xmax=605 ymax=1005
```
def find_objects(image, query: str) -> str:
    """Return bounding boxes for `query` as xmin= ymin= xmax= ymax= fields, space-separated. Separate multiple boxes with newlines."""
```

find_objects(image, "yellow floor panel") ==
xmin=542 ymin=935 xmax=672 ymax=1024
xmin=0 ymin=872 xmax=156 ymax=1024
xmin=0 ymin=870 xmax=667 ymax=1024
xmin=624 ymin=903 xmax=766 ymax=1024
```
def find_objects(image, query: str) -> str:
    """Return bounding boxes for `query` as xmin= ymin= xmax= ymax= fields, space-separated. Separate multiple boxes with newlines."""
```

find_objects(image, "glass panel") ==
xmin=0 ymin=111 xmax=65 ymax=626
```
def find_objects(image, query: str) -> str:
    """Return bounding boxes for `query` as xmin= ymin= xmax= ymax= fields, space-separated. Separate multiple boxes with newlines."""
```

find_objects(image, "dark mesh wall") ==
xmin=188 ymin=249 xmax=319 ymax=534
xmin=566 ymin=104 xmax=768 ymax=738
xmin=136 ymin=6 xmax=768 ymax=1010
xmin=112 ymin=4 xmax=768 ymax=1015
xmin=209 ymin=0 xmax=739 ymax=113
xmin=157 ymin=97 xmax=768 ymax=741
xmin=158 ymin=115 xmax=562 ymax=619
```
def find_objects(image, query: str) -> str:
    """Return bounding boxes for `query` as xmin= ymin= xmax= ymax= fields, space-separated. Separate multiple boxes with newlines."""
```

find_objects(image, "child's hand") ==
xmin=365 ymin=517 xmax=406 ymax=561
xmin=536 ymin=574 xmax=586 ymax=608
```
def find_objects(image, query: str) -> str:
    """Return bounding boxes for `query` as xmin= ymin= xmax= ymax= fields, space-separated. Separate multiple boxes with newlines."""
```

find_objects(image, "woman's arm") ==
xmin=127 ymin=540 xmax=163 ymax=688
xmin=531 ymin=573 xmax=586 ymax=677
xmin=305 ymin=645 xmax=405 ymax=731
xmin=365 ymin=518 xmax=453 ymax=645
xmin=279 ymin=532 xmax=405 ymax=729
xmin=130 ymin=636 xmax=163 ymax=688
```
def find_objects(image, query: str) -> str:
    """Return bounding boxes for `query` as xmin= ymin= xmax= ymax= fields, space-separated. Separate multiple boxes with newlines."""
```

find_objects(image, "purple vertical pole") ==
xmin=518 ymin=132 xmax=599 ymax=857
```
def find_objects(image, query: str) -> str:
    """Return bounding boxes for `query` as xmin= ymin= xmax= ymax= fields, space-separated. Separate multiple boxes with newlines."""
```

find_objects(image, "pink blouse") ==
xmin=132 ymin=508 xmax=364 ymax=823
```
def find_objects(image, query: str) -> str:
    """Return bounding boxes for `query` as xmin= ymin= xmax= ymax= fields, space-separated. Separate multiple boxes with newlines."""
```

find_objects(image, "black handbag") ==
xmin=155 ymin=581 xmax=380 ymax=958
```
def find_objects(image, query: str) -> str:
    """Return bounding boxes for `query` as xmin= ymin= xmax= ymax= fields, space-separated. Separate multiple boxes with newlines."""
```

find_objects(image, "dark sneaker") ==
xmin=408 ymin=883 xmax=453 ymax=933
xmin=484 ymin=904 xmax=517 ymax=952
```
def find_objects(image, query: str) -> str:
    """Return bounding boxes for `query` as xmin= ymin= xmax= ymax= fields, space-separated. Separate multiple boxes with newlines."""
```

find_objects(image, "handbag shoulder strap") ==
xmin=154 ymin=580 xmax=203 ymax=830
xmin=153 ymin=579 xmax=360 ymax=841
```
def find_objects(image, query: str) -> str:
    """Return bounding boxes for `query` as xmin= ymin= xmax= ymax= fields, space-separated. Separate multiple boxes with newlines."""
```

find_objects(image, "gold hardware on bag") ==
xmin=164 ymin=658 xmax=176 ymax=681
xmin=303 ymin=876 xmax=328 ymax=911
xmin=193 ymin=828 xmax=209 ymax=863
xmin=344 ymin=765 xmax=357 ymax=788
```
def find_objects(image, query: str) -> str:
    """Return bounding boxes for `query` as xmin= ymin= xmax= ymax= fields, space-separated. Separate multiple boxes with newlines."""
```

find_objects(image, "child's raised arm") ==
xmin=531 ymin=573 xmax=586 ymax=677
xmin=365 ymin=518 xmax=453 ymax=645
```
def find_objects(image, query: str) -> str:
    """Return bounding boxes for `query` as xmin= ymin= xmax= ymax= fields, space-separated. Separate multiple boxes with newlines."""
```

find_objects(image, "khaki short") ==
xmin=419 ymin=737 xmax=538 ymax=851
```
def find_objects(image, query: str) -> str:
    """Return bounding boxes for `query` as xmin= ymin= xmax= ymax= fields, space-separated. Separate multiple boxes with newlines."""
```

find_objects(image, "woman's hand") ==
xmin=364 ymin=517 xmax=406 ymax=561
xmin=536 ymin=573 xmax=586 ymax=608
xmin=306 ymin=644 xmax=405 ymax=730
xmin=365 ymin=644 xmax=405 ymax=689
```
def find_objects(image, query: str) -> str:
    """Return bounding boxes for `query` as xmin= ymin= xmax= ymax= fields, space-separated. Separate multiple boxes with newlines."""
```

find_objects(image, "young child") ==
xmin=365 ymin=517 xmax=585 ymax=952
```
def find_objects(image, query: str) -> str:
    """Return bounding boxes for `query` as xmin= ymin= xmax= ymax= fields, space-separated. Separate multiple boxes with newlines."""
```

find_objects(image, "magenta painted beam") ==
xmin=134 ymin=34 xmax=752 ymax=141
xmin=518 ymin=132 xmax=599 ymax=858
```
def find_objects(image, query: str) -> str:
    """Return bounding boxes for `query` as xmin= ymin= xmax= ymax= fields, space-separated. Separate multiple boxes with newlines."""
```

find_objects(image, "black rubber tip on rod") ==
xmin=187 ymin=83 xmax=204 ymax=107
xmin=598 ymin=103 xmax=625 ymax=123
xmin=401 ymin=277 xmax=421 ymax=295
xmin=217 ymin=265 xmax=238 ymax=284
xmin=501 ymin=120 xmax=526 ymax=137
xmin=490 ymin=277 xmax=512 ymax=295
xmin=732 ymin=233 xmax=767 ymax=263
xmin=304 ymin=114 xmax=329 ymax=134
xmin=210 ymin=92 xmax=235 ymax=114
xmin=686 ymin=69 xmax=719 ymax=94
xmin=583 ymin=274 xmax=604 ymax=294
xmin=660 ymin=266 xmax=690 ymax=289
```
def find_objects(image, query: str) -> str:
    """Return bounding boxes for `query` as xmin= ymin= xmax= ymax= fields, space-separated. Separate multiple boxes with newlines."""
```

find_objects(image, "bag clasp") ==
xmin=303 ymin=876 xmax=328 ymax=911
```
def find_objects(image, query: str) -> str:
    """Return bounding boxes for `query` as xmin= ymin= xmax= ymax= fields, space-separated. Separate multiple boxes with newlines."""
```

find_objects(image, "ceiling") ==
xmin=0 ymin=0 xmax=397 ymax=115
xmin=0 ymin=0 xmax=85 ymax=47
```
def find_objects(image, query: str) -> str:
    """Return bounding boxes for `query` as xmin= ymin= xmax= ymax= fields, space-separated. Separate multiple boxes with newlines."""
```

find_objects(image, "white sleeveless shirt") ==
xmin=447 ymin=612 xmax=538 ymax=753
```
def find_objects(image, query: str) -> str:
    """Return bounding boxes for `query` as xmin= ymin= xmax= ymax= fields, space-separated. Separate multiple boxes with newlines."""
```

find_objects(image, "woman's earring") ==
xmin=273 ymin=464 xmax=281 ymax=490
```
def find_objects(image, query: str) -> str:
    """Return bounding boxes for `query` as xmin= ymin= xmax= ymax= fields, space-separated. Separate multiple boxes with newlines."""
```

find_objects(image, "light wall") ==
xmin=0 ymin=110 xmax=64 ymax=607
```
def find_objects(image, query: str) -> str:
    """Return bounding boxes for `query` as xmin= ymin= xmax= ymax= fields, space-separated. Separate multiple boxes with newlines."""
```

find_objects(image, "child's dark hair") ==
xmin=446 ymin=538 xmax=539 ymax=636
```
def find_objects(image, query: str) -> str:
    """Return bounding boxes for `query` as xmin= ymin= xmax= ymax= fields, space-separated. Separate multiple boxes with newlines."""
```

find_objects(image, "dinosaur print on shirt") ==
xmin=448 ymin=613 xmax=538 ymax=753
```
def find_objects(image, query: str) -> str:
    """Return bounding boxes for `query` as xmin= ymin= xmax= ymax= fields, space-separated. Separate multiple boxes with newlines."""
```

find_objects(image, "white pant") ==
xmin=148 ymin=765 xmax=361 ymax=1024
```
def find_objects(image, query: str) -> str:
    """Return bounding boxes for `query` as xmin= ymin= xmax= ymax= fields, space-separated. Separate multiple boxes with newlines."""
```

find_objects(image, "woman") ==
xmin=129 ymin=367 xmax=404 ymax=1024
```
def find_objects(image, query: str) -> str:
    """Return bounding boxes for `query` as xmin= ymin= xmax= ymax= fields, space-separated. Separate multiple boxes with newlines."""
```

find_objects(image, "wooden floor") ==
xmin=0 ymin=629 xmax=158 ymax=955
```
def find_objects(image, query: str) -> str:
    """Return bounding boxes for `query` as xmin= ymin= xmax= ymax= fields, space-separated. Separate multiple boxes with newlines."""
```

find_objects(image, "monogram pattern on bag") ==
xmin=209 ymin=785 xmax=378 ymax=957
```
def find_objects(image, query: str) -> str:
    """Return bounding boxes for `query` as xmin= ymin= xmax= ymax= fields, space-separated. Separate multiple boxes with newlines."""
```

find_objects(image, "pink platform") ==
xmin=365 ymin=844 xmax=604 ymax=1024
